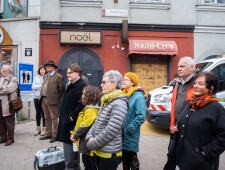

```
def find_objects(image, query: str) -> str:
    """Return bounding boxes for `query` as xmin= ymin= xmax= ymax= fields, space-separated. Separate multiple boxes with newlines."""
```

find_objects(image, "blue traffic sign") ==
xmin=18 ymin=63 xmax=33 ymax=91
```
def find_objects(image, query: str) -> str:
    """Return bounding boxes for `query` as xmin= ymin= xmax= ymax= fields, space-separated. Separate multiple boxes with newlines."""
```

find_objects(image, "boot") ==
xmin=131 ymin=156 xmax=140 ymax=170
xmin=34 ymin=126 xmax=41 ymax=136
xmin=4 ymin=139 xmax=14 ymax=146
xmin=123 ymin=165 xmax=130 ymax=170
xmin=40 ymin=127 xmax=46 ymax=136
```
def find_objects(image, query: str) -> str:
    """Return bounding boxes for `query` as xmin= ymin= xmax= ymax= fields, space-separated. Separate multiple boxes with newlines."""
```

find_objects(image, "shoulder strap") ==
xmin=17 ymin=84 xmax=21 ymax=98
xmin=175 ymin=103 xmax=189 ymax=127
xmin=7 ymin=77 xmax=20 ymax=100
xmin=7 ymin=77 xmax=12 ymax=101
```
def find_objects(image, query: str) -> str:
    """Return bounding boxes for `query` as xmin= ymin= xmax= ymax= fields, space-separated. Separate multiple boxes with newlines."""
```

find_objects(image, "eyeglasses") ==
xmin=101 ymin=80 xmax=111 ymax=85
xmin=122 ymin=79 xmax=131 ymax=82
xmin=67 ymin=71 xmax=75 ymax=75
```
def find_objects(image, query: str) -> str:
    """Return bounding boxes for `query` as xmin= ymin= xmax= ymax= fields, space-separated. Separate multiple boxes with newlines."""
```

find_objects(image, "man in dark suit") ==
xmin=56 ymin=62 xmax=87 ymax=170
xmin=39 ymin=60 xmax=65 ymax=143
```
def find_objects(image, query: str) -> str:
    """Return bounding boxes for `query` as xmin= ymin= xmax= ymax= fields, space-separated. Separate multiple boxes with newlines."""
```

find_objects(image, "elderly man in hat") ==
xmin=39 ymin=60 xmax=65 ymax=143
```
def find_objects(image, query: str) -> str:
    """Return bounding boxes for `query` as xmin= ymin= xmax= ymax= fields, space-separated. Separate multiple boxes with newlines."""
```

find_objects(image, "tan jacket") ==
xmin=0 ymin=75 xmax=18 ymax=117
xmin=40 ymin=72 xmax=65 ymax=105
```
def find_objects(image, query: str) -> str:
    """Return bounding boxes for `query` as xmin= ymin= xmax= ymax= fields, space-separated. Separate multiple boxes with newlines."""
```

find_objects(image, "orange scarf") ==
xmin=189 ymin=94 xmax=218 ymax=109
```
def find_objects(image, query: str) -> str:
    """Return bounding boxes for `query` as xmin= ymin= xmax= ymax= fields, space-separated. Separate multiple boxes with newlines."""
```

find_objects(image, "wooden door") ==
xmin=58 ymin=48 xmax=104 ymax=87
xmin=131 ymin=54 xmax=169 ymax=95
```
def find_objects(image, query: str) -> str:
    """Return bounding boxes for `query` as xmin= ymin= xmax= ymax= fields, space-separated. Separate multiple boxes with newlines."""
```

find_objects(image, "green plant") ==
xmin=20 ymin=115 xmax=28 ymax=121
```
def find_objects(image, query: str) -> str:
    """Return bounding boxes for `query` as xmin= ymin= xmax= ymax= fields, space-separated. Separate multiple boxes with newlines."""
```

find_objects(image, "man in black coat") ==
xmin=56 ymin=63 xmax=87 ymax=170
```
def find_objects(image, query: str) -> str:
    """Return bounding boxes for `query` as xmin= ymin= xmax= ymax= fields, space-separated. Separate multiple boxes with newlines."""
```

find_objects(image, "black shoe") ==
xmin=4 ymin=139 xmax=14 ymax=146
xmin=39 ymin=135 xmax=52 ymax=140
xmin=49 ymin=137 xmax=56 ymax=143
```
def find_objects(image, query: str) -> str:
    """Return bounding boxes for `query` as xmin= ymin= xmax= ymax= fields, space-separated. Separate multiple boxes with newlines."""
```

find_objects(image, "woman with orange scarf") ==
xmin=174 ymin=72 xmax=225 ymax=170
xmin=121 ymin=72 xmax=146 ymax=170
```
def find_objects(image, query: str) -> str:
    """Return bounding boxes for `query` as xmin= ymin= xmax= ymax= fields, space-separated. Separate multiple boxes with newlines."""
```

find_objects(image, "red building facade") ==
xmin=40 ymin=22 xmax=194 ymax=93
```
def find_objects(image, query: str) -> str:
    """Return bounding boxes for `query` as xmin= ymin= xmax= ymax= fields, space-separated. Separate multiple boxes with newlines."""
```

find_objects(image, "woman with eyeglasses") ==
xmin=121 ymin=72 xmax=146 ymax=170
xmin=86 ymin=70 xmax=128 ymax=170
xmin=32 ymin=66 xmax=47 ymax=136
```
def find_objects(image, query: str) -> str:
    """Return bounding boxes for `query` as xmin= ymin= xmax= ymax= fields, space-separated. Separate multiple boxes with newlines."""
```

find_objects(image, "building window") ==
xmin=203 ymin=0 xmax=225 ymax=3
xmin=0 ymin=0 xmax=4 ymax=13
xmin=134 ymin=0 xmax=163 ymax=2
xmin=60 ymin=0 xmax=102 ymax=7
xmin=61 ymin=0 xmax=101 ymax=1
xmin=0 ymin=46 xmax=18 ymax=75
xmin=130 ymin=0 xmax=169 ymax=10
xmin=211 ymin=63 xmax=225 ymax=92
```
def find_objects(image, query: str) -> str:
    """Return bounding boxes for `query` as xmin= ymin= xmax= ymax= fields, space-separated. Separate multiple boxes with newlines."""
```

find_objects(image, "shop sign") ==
xmin=129 ymin=39 xmax=178 ymax=55
xmin=0 ymin=25 xmax=13 ymax=45
xmin=132 ymin=41 xmax=175 ymax=50
xmin=102 ymin=9 xmax=128 ymax=17
xmin=60 ymin=31 xmax=101 ymax=45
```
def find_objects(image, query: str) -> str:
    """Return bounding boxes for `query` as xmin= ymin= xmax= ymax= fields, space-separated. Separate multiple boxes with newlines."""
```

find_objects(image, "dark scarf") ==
xmin=189 ymin=93 xmax=218 ymax=109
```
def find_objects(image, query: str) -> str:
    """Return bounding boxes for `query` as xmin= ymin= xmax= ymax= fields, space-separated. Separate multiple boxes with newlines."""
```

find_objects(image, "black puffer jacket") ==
xmin=176 ymin=101 xmax=225 ymax=170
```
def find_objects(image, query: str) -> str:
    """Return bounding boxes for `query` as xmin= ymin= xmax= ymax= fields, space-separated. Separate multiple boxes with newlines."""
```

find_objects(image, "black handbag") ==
xmin=163 ymin=133 xmax=177 ymax=170
xmin=163 ymin=104 xmax=189 ymax=170
xmin=168 ymin=133 xmax=177 ymax=155
xmin=8 ymin=85 xmax=23 ymax=113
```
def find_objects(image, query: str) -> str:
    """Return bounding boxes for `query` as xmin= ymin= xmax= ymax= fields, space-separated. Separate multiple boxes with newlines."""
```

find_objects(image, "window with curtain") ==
xmin=203 ymin=0 xmax=225 ymax=3
xmin=60 ymin=0 xmax=102 ymax=6
xmin=134 ymin=0 xmax=163 ymax=3
xmin=60 ymin=0 xmax=101 ymax=2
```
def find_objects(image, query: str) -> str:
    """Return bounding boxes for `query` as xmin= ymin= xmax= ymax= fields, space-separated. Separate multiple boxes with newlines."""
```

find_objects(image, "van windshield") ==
xmin=196 ymin=62 xmax=213 ymax=73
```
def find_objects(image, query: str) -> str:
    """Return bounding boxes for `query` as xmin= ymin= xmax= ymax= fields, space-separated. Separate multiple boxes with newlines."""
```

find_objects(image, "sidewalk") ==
xmin=0 ymin=121 xmax=224 ymax=170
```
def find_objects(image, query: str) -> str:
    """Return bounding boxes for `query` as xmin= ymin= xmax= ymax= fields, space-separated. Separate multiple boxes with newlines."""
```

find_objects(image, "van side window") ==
xmin=211 ymin=64 xmax=225 ymax=92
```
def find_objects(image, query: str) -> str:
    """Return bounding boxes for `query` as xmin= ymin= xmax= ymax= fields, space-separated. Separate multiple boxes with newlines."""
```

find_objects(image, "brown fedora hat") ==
xmin=44 ymin=60 xmax=57 ymax=68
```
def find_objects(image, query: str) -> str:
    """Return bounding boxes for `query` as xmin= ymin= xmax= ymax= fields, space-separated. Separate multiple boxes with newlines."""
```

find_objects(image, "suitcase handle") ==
xmin=47 ymin=146 xmax=57 ymax=152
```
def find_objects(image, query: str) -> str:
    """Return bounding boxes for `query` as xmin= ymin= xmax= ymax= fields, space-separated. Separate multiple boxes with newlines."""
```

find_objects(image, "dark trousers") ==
xmin=122 ymin=149 xmax=140 ymax=170
xmin=82 ymin=154 xmax=97 ymax=170
xmin=0 ymin=101 xmax=15 ymax=142
xmin=34 ymin=99 xmax=45 ymax=127
xmin=94 ymin=153 xmax=121 ymax=170
xmin=63 ymin=143 xmax=80 ymax=170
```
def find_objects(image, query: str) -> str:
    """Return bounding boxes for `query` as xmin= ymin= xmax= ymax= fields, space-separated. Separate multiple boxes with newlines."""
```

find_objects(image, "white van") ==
xmin=146 ymin=56 xmax=225 ymax=129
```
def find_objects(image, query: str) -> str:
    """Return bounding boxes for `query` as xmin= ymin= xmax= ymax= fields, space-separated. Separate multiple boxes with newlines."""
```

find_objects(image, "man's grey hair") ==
xmin=2 ymin=65 xmax=12 ymax=74
xmin=103 ymin=70 xmax=123 ymax=89
xmin=179 ymin=56 xmax=195 ymax=70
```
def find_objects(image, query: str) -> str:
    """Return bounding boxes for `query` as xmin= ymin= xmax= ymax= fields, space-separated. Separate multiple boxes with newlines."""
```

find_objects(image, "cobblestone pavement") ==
xmin=0 ymin=121 xmax=225 ymax=170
